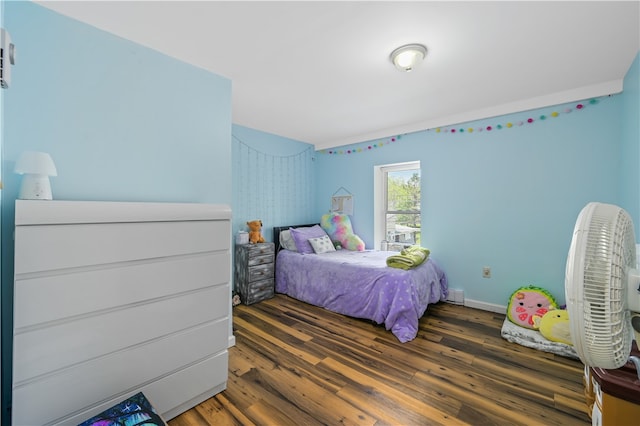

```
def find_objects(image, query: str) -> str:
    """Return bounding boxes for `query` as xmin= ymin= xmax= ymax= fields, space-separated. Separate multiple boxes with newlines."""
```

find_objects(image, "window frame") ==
xmin=373 ymin=161 xmax=421 ymax=251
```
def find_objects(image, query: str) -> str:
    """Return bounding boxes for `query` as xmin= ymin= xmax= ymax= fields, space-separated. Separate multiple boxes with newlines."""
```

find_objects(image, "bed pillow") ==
xmin=290 ymin=225 xmax=328 ymax=254
xmin=279 ymin=229 xmax=298 ymax=251
xmin=308 ymin=235 xmax=336 ymax=254
xmin=321 ymin=213 xmax=365 ymax=251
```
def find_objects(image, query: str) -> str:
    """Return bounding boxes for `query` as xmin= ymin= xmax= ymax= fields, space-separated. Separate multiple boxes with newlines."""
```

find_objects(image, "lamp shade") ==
xmin=15 ymin=151 xmax=57 ymax=200
xmin=15 ymin=151 xmax=57 ymax=176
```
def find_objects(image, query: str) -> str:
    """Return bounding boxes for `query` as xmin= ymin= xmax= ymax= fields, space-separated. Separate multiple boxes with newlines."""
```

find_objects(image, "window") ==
xmin=374 ymin=161 xmax=421 ymax=251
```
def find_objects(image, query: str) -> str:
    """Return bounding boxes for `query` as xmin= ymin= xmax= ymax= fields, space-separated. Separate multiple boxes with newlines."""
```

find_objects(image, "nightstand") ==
xmin=234 ymin=242 xmax=275 ymax=305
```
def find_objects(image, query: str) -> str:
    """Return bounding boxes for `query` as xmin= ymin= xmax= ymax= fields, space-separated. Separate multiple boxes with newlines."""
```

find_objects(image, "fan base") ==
xmin=585 ymin=351 xmax=640 ymax=423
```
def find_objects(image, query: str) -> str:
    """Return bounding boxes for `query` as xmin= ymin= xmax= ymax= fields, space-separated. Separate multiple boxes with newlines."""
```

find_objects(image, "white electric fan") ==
xmin=565 ymin=202 xmax=640 ymax=374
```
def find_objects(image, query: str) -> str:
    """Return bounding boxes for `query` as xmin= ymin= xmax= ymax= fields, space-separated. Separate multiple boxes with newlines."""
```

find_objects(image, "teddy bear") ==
xmin=247 ymin=219 xmax=265 ymax=244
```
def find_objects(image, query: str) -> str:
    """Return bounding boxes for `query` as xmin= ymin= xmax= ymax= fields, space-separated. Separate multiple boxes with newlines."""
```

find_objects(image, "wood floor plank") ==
xmin=169 ymin=295 xmax=591 ymax=426
xmin=336 ymin=383 xmax=463 ymax=426
xmin=422 ymin=316 xmax=491 ymax=345
xmin=403 ymin=334 xmax=475 ymax=365
xmin=472 ymin=355 xmax=583 ymax=401
xmin=258 ymin=363 xmax=377 ymax=426
xmin=245 ymin=399 xmax=311 ymax=426
xmin=235 ymin=307 xmax=314 ymax=342
xmin=412 ymin=369 xmax=569 ymax=426
xmin=224 ymin=370 xmax=269 ymax=412
xmin=323 ymin=357 xmax=468 ymax=426
xmin=309 ymin=340 xmax=467 ymax=419
xmin=233 ymin=316 xmax=323 ymax=365
xmin=228 ymin=367 xmax=322 ymax=426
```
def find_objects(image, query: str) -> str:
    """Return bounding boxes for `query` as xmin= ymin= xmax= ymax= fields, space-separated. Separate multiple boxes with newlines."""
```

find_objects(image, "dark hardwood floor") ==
xmin=169 ymin=294 xmax=591 ymax=426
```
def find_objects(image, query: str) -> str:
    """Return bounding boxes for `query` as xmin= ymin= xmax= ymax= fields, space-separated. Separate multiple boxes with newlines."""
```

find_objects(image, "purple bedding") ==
xmin=275 ymin=249 xmax=448 ymax=342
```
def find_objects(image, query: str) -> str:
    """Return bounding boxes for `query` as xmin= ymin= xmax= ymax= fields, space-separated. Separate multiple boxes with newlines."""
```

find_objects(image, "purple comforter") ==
xmin=275 ymin=249 xmax=448 ymax=342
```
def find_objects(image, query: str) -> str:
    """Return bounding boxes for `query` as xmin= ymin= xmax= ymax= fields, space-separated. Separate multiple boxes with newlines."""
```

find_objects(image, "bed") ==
xmin=273 ymin=224 xmax=448 ymax=343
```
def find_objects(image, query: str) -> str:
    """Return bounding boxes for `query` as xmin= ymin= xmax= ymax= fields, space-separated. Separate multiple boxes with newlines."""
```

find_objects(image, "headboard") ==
xmin=273 ymin=223 xmax=319 ymax=252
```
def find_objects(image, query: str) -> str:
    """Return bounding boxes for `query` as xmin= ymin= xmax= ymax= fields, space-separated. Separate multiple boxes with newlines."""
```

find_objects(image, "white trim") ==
xmin=373 ymin=166 xmax=383 ymax=246
xmin=464 ymin=299 xmax=507 ymax=315
xmin=379 ymin=161 xmax=420 ymax=173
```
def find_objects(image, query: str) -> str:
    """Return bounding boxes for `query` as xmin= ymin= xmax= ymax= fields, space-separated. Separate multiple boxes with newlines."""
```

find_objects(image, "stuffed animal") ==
xmin=507 ymin=285 xmax=557 ymax=329
xmin=320 ymin=213 xmax=365 ymax=251
xmin=247 ymin=220 xmax=265 ymax=244
xmin=533 ymin=309 xmax=572 ymax=345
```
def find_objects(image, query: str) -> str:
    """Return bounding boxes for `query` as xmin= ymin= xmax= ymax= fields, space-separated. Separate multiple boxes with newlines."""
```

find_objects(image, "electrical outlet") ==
xmin=482 ymin=266 xmax=491 ymax=278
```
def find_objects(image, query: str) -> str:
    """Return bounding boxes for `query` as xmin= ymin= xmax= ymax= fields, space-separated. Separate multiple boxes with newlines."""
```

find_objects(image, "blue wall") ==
xmin=1 ymin=2 xmax=232 ymax=420
xmin=620 ymin=54 xmax=640 ymax=237
xmin=232 ymin=124 xmax=316 ymax=242
xmin=315 ymin=92 xmax=631 ymax=311
xmin=2 ymin=3 xmax=232 ymax=205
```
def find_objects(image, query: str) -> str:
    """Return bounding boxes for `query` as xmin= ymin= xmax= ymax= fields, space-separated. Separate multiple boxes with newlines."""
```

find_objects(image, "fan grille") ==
xmin=571 ymin=203 xmax=635 ymax=368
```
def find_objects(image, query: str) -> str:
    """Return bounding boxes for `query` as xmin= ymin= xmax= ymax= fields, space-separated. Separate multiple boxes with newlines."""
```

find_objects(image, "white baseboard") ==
xmin=446 ymin=288 xmax=465 ymax=304
xmin=463 ymin=298 xmax=507 ymax=315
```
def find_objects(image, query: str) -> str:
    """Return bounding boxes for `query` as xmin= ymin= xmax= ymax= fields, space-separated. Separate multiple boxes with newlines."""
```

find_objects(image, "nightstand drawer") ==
xmin=247 ymin=253 xmax=274 ymax=267
xmin=242 ymin=278 xmax=274 ymax=305
xmin=248 ymin=263 xmax=274 ymax=282
xmin=244 ymin=243 xmax=275 ymax=257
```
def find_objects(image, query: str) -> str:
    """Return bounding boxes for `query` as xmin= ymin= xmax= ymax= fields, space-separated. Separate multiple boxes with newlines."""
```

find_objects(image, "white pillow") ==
xmin=308 ymin=235 xmax=336 ymax=254
xmin=279 ymin=229 xmax=298 ymax=251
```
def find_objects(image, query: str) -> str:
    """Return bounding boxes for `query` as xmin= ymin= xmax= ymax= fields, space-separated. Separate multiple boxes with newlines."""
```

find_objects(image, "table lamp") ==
xmin=15 ymin=151 xmax=58 ymax=200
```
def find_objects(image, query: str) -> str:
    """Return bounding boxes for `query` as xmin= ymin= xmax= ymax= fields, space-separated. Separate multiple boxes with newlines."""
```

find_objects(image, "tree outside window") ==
xmin=384 ymin=165 xmax=421 ymax=251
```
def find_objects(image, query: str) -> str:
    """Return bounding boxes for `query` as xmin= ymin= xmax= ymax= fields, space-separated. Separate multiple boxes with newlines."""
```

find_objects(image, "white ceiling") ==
xmin=35 ymin=1 xmax=640 ymax=150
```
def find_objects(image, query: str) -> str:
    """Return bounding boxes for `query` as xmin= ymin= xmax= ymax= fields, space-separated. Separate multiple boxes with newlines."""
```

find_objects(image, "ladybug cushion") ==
xmin=507 ymin=285 xmax=558 ymax=330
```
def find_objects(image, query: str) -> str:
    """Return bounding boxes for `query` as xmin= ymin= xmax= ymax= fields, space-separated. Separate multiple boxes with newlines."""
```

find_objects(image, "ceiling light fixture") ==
xmin=390 ymin=44 xmax=427 ymax=72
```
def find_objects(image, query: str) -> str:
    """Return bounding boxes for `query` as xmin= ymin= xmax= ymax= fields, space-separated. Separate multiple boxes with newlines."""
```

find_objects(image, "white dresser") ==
xmin=12 ymin=200 xmax=232 ymax=425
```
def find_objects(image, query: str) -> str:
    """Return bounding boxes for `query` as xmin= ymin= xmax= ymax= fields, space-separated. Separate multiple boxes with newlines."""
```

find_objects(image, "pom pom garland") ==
xmin=319 ymin=97 xmax=605 ymax=155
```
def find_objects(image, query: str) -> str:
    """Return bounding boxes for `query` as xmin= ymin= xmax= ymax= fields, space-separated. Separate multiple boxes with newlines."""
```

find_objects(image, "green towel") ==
xmin=386 ymin=246 xmax=430 ymax=270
